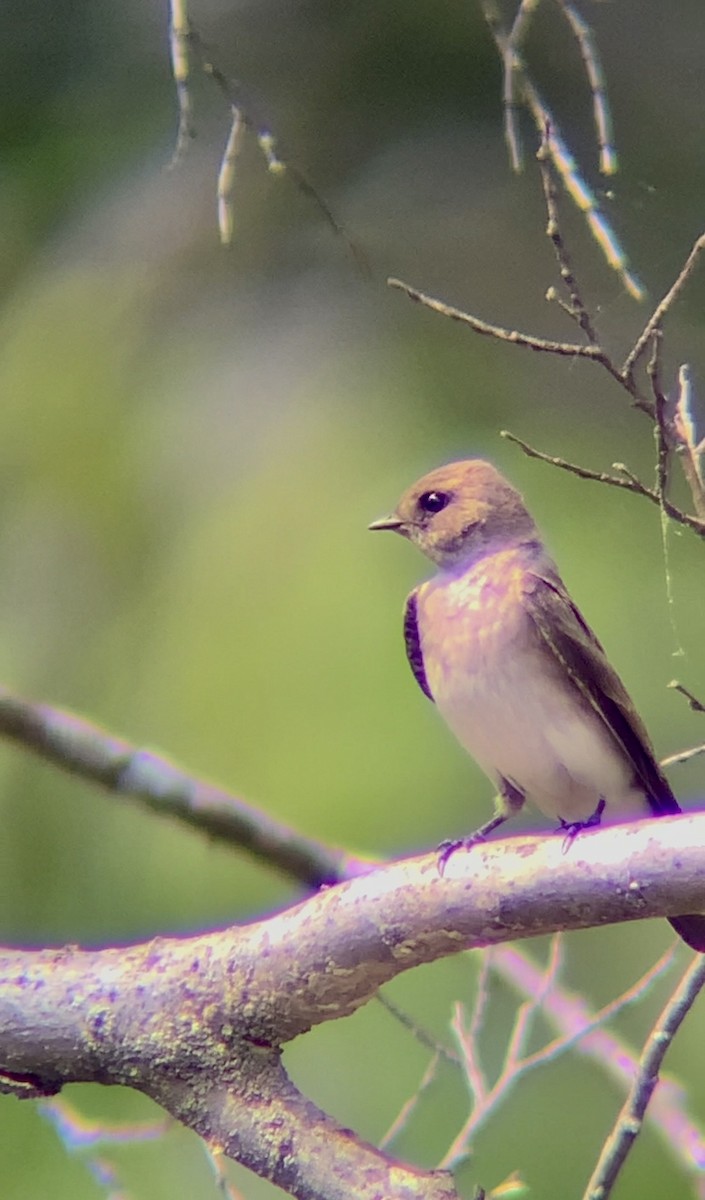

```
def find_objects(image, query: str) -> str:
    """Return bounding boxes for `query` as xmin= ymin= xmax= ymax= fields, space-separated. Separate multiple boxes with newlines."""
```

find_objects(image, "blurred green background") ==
xmin=2 ymin=1 xmax=705 ymax=1196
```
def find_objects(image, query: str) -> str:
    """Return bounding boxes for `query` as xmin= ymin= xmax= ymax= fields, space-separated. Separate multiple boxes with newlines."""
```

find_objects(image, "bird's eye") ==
xmin=418 ymin=490 xmax=451 ymax=514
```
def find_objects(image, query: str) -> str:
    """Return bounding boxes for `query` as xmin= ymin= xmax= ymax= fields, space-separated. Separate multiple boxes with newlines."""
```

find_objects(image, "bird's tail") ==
xmin=669 ymin=913 xmax=705 ymax=953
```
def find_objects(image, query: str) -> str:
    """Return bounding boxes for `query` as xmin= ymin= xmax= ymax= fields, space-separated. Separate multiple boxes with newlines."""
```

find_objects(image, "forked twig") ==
xmin=495 ymin=945 xmax=705 ymax=1178
xmin=387 ymin=278 xmax=605 ymax=360
xmin=623 ymin=234 xmax=705 ymax=378
xmin=502 ymin=0 xmax=540 ymax=171
xmin=582 ymin=956 xmax=705 ymax=1200
xmin=499 ymin=431 xmax=705 ymax=538
xmin=480 ymin=0 xmax=641 ymax=298
xmin=166 ymin=3 xmax=364 ymax=265
xmin=439 ymin=940 xmax=677 ymax=1172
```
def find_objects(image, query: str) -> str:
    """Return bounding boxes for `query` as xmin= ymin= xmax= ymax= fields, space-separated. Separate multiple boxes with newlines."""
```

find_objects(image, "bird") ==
xmin=369 ymin=458 xmax=705 ymax=951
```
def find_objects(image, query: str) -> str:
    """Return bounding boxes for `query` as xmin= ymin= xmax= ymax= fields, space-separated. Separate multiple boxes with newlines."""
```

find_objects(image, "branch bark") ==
xmin=3 ymin=814 xmax=705 ymax=1196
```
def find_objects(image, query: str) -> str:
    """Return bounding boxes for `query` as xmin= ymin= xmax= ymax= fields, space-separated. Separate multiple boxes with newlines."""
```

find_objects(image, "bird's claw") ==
xmin=558 ymin=797 xmax=606 ymax=853
xmin=437 ymin=833 xmax=486 ymax=876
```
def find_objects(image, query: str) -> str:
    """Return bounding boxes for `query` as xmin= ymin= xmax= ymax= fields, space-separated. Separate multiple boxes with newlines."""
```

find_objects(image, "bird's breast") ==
xmin=415 ymin=552 xmax=646 ymax=823
xmin=418 ymin=553 xmax=530 ymax=690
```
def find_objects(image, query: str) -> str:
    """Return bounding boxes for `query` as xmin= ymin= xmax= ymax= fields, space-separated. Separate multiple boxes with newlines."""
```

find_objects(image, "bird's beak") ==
xmin=369 ymin=514 xmax=405 ymax=532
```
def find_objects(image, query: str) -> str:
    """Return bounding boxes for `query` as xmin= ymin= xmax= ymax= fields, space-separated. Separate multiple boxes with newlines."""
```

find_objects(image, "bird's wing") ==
xmin=403 ymin=588 xmax=434 ymax=701
xmin=523 ymin=568 xmax=680 ymax=815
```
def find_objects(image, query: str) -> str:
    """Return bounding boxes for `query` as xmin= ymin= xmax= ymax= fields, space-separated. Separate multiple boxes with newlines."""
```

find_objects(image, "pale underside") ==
xmin=416 ymin=555 xmax=652 ymax=826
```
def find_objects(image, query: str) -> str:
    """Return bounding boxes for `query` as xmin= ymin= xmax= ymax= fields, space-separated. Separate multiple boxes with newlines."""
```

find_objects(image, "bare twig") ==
xmin=555 ymin=0 xmax=617 ymax=176
xmin=167 ymin=0 xmax=195 ymax=168
xmin=378 ymin=1051 xmax=443 ymax=1151
xmin=502 ymin=0 xmax=541 ymax=171
xmin=536 ymin=132 xmax=599 ymax=343
xmin=647 ymin=333 xmax=671 ymax=506
xmin=375 ymin=994 xmax=460 ymax=1066
xmin=186 ymin=24 xmax=365 ymax=267
xmin=387 ymin=277 xmax=605 ymax=359
xmin=623 ymin=234 xmax=705 ymax=379
xmin=582 ymin=955 xmax=705 ymax=1200
xmin=495 ymin=945 xmax=705 ymax=1177
xmin=204 ymin=1145 xmax=247 ymax=1200
xmin=502 ymin=935 xmax=564 ymax=1075
xmin=500 ymin=431 xmax=705 ymax=538
xmin=166 ymin=12 xmax=366 ymax=269
xmin=451 ymin=995 xmax=488 ymax=1109
xmin=498 ymin=0 xmax=617 ymax=184
xmin=661 ymin=742 xmax=705 ymax=769
xmin=40 ymin=1096 xmax=170 ymax=1149
xmin=39 ymin=1095 xmax=170 ymax=1197
xmin=217 ymin=107 xmax=245 ymax=245
xmin=462 ymin=947 xmax=495 ymax=1104
xmin=668 ymin=681 xmax=705 ymax=715
xmin=439 ymin=938 xmax=674 ymax=1171
xmin=388 ymin=274 xmax=661 ymax=414
xmin=480 ymin=0 xmax=642 ymax=298
xmin=0 ymin=687 xmax=370 ymax=889
xmin=673 ymin=364 xmax=705 ymax=519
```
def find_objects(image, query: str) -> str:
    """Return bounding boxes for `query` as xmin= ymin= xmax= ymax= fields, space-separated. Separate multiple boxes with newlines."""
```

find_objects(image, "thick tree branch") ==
xmin=3 ymin=814 xmax=705 ymax=1196
xmin=2 ymin=686 xmax=704 ymax=1195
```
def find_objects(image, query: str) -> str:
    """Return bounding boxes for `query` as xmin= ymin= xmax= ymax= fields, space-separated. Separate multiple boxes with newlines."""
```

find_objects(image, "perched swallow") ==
xmin=371 ymin=459 xmax=705 ymax=951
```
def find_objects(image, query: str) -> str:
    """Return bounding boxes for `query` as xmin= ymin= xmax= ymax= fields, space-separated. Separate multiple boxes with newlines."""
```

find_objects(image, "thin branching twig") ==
xmin=378 ymin=1051 xmax=443 ymax=1151
xmin=502 ymin=0 xmax=540 ymax=171
xmin=623 ymin=234 xmax=705 ymax=379
xmin=555 ymin=0 xmax=616 ymax=176
xmin=582 ymin=956 xmax=705 ymax=1200
xmin=438 ymin=939 xmax=676 ymax=1171
xmin=387 ymin=277 xmax=606 ymax=360
xmin=499 ymin=431 xmax=705 ymax=537
xmin=647 ymin=332 xmax=671 ymax=507
xmin=461 ymin=948 xmax=495 ymax=1105
xmin=495 ymin=944 xmax=705 ymax=1178
xmin=166 ymin=7 xmax=365 ymax=267
xmin=480 ymin=0 xmax=641 ymax=297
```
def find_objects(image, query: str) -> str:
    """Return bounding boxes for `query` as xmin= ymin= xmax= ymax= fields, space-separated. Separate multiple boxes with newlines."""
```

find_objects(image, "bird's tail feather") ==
xmin=669 ymin=913 xmax=705 ymax=953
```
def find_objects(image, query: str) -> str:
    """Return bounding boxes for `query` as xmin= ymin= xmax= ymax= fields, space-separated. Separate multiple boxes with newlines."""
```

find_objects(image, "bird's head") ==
xmin=369 ymin=459 xmax=539 ymax=568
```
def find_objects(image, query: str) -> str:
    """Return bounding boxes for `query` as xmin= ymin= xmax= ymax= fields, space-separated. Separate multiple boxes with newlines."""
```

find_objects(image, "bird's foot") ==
xmin=437 ymin=806 xmax=513 ymax=875
xmin=558 ymin=797 xmax=606 ymax=853
xmin=437 ymin=834 xmax=486 ymax=875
